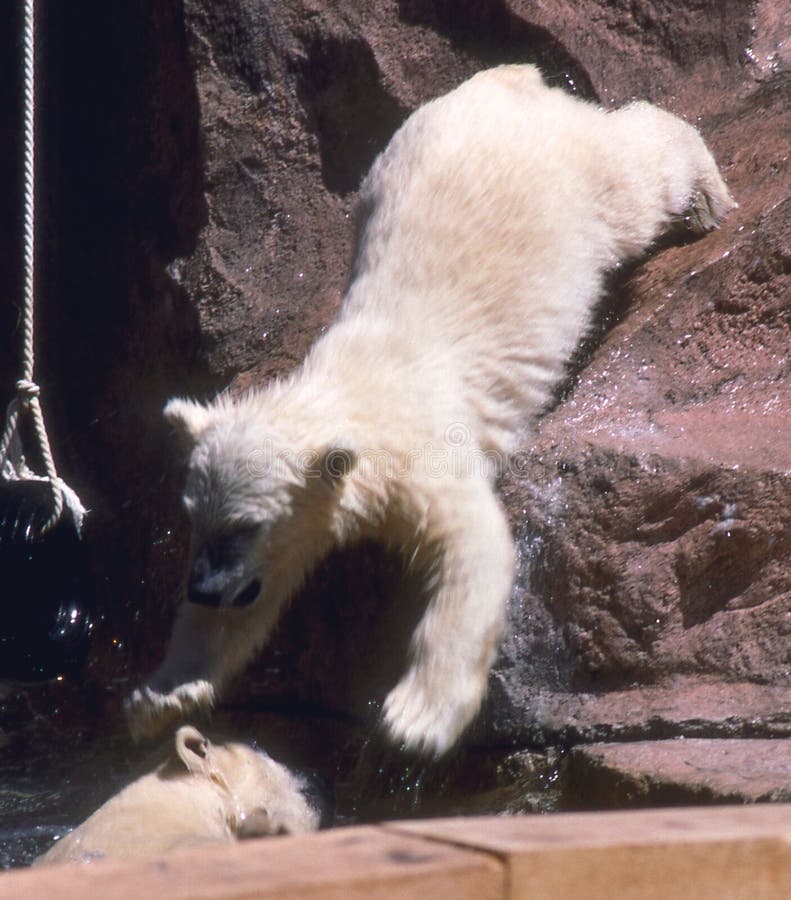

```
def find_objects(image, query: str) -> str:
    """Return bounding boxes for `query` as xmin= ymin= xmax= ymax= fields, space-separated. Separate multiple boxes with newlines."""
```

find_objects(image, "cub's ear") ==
xmin=174 ymin=725 xmax=211 ymax=776
xmin=313 ymin=444 xmax=357 ymax=487
xmin=164 ymin=397 xmax=214 ymax=451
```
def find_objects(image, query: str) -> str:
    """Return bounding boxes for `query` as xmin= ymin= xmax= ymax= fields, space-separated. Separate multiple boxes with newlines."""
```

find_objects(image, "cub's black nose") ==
xmin=187 ymin=585 xmax=222 ymax=607
xmin=231 ymin=579 xmax=261 ymax=608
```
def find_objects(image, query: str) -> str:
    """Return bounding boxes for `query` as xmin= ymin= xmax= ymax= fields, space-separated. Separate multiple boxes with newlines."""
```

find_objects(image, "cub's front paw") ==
xmin=124 ymin=680 xmax=215 ymax=741
xmin=381 ymin=665 xmax=485 ymax=758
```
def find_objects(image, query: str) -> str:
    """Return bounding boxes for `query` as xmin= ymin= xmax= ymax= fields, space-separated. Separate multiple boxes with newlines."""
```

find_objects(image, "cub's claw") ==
xmin=124 ymin=680 xmax=215 ymax=742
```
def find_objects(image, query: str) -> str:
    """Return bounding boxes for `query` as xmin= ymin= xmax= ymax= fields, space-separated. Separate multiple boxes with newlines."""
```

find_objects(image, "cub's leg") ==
xmin=125 ymin=590 xmax=286 ymax=740
xmin=383 ymin=475 xmax=515 ymax=756
xmin=610 ymin=100 xmax=736 ymax=249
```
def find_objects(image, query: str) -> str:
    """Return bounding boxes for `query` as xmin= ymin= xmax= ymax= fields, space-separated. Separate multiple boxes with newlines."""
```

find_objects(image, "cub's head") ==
xmin=164 ymin=396 xmax=355 ymax=612
xmin=169 ymin=726 xmax=325 ymax=835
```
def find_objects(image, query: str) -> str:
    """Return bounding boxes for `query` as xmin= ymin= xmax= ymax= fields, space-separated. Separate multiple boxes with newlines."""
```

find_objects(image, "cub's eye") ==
xmin=223 ymin=522 xmax=260 ymax=542
xmin=207 ymin=525 xmax=260 ymax=565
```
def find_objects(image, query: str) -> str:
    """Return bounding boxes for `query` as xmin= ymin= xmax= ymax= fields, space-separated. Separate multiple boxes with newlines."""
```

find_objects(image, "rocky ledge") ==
xmin=0 ymin=0 xmax=789 ymax=826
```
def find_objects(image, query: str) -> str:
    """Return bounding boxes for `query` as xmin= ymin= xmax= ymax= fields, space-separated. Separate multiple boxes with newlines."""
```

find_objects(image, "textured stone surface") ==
xmin=1 ymin=0 xmax=790 ymax=836
xmin=563 ymin=738 xmax=791 ymax=808
xmin=485 ymin=680 xmax=791 ymax=748
xmin=489 ymin=47 xmax=791 ymax=743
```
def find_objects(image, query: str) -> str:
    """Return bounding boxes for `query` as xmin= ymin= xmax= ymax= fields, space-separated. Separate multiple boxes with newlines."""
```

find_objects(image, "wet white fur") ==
xmin=126 ymin=65 xmax=735 ymax=755
xmin=36 ymin=726 xmax=319 ymax=865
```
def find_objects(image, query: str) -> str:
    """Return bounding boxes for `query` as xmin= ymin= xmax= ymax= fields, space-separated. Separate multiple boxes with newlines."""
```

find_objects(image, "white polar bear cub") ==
xmin=36 ymin=726 xmax=320 ymax=864
xmin=126 ymin=65 xmax=734 ymax=756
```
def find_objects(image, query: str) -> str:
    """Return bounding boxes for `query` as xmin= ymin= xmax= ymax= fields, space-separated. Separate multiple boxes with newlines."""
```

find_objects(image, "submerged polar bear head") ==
xmin=37 ymin=725 xmax=324 ymax=865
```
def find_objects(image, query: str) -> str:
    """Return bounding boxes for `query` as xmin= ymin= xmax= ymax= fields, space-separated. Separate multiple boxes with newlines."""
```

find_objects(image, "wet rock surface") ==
xmin=1 ymin=0 xmax=790 ymax=859
xmin=563 ymin=738 xmax=791 ymax=807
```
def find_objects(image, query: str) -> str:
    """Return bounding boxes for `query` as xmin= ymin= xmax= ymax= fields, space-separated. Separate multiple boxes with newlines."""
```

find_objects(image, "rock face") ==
xmin=1 ymin=0 xmax=790 ymax=817
xmin=564 ymin=738 xmax=791 ymax=807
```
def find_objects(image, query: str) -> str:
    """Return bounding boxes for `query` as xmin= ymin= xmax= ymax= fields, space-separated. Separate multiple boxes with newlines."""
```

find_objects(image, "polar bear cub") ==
xmin=36 ymin=726 xmax=321 ymax=864
xmin=126 ymin=65 xmax=735 ymax=756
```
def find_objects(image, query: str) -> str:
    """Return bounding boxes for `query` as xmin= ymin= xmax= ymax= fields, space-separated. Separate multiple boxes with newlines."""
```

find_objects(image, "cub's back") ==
xmin=346 ymin=65 xmax=617 ymax=343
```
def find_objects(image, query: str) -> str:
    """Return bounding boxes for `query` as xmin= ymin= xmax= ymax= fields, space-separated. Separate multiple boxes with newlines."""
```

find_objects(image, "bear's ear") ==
xmin=313 ymin=444 xmax=357 ymax=487
xmin=174 ymin=725 xmax=211 ymax=776
xmin=164 ymin=397 xmax=214 ymax=451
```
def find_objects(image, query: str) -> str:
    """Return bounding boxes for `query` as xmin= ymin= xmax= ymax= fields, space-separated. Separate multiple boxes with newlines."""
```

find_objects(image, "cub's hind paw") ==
xmin=685 ymin=182 xmax=737 ymax=234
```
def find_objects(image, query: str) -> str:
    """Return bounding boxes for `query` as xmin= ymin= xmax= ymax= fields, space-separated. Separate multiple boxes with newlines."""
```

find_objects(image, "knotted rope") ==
xmin=0 ymin=0 xmax=86 ymax=537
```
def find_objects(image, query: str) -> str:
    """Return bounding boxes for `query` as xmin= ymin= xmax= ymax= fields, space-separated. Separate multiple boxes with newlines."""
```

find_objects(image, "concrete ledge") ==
xmin=3 ymin=805 xmax=791 ymax=899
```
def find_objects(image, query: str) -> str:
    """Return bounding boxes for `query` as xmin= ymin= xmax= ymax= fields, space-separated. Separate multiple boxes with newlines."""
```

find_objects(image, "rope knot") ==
xmin=16 ymin=378 xmax=40 ymax=399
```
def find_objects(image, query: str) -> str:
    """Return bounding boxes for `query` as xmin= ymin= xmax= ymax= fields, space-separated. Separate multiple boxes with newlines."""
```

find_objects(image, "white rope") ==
xmin=0 ymin=0 xmax=86 ymax=537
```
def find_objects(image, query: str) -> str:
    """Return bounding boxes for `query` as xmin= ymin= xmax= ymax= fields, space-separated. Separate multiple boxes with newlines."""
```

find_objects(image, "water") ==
xmin=0 ymin=677 xmax=565 ymax=868
xmin=334 ymin=723 xmax=563 ymax=826
xmin=0 ymin=680 xmax=134 ymax=868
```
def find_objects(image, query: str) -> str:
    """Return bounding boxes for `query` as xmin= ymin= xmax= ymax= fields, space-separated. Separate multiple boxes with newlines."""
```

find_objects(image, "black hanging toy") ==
xmin=0 ymin=0 xmax=92 ymax=680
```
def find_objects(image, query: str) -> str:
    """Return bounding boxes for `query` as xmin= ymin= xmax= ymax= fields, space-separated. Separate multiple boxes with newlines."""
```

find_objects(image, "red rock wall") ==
xmin=172 ymin=0 xmax=791 ymax=747
xmin=1 ymin=0 xmax=789 ymax=782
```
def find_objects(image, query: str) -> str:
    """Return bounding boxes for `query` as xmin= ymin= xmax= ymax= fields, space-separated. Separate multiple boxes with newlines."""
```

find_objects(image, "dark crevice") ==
xmin=294 ymin=34 xmax=409 ymax=196
xmin=398 ymin=0 xmax=598 ymax=102
xmin=1 ymin=1 xmax=215 ymax=678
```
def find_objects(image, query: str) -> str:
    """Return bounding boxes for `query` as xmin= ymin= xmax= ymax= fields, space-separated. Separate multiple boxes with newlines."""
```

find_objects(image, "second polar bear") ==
xmin=36 ymin=726 xmax=321 ymax=864
xmin=126 ymin=65 xmax=735 ymax=756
